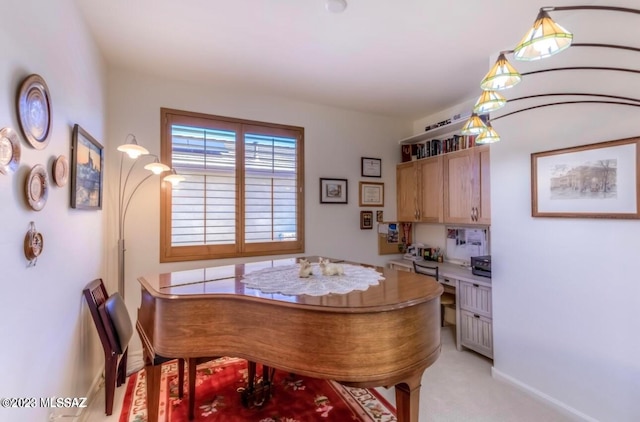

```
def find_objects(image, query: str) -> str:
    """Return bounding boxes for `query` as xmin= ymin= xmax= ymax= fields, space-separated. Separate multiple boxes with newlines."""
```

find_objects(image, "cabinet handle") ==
xmin=474 ymin=314 xmax=480 ymax=318
xmin=473 ymin=283 xmax=479 ymax=287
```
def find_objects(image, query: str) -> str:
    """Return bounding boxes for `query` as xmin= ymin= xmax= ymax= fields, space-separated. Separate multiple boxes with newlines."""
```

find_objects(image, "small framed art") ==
xmin=359 ymin=181 xmax=384 ymax=207
xmin=320 ymin=178 xmax=348 ymax=204
xmin=71 ymin=124 xmax=104 ymax=210
xmin=360 ymin=211 xmax=373 ymax=229
xmin=361 ymin=157 xmax=381 ymax=177
xmin=531 ymin=136 xmax=640 ymax=219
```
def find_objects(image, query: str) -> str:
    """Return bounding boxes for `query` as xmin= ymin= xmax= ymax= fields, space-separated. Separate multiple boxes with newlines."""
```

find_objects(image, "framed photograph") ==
xmin=376 ymin=210 xmax=384 ymax=222
xmin=359 ymin=181 xmax=384 ymax=207
xmin=71 ymin=124 xmax=104 ymax=210
xmin=361 ymin=157 xmax=382 ymax=177
xmin=360 ymin=210 xmax=373 ymax=229
xmin=320 ymin=178 xmax=348 ymax=204
xmin=531 ymin=136 xmax=640 ymax=219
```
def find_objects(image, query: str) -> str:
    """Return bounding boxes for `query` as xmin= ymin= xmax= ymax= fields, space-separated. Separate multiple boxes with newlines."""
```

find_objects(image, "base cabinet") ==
xmin=458 ymin=280 xmax=493 ymax=358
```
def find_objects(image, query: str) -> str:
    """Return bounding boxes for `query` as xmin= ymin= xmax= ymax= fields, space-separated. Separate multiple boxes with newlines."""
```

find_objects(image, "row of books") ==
xmin=401 ymin=134 xmax=477 ymax=162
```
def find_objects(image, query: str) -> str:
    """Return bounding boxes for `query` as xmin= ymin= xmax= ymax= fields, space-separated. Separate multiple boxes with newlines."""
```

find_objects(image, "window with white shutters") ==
xmin=160 ymin=108 xmax=304 ymax=262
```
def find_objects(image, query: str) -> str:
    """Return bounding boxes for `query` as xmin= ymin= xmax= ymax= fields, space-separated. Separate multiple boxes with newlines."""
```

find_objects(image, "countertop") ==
xmin=387 ymin=258 xmax=492 ymax=287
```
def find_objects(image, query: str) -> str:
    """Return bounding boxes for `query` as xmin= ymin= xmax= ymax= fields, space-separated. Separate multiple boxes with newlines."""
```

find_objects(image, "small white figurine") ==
xmin=299 ymin=258 xmax=313 ymax=278
xmin=318 ymin=257 xmax=344 ymax=276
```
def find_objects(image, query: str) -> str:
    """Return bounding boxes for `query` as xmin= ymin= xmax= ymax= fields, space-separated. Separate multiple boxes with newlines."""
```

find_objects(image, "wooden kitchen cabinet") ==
xmin=396 ymin=156 xmax=443 ymax=223
xmin=443 ymin=144 xmax=490 ymax=225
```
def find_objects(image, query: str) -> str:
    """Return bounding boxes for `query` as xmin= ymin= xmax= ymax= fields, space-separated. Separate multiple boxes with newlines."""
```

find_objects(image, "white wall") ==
xmin=472 ymin=9 xmax=639 ymax=422
xmin=0 ymin=0 xmax=107 ymax=420
xmin=105 ymin=68 xmax=410 ymax=367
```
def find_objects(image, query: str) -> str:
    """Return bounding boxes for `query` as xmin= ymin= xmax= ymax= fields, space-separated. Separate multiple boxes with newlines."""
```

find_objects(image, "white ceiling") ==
xmin=74 ymin=0 xmax=609 ymax=120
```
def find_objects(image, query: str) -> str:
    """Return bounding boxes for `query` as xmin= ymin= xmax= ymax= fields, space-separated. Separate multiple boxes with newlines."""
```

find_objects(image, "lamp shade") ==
xmin=473 ymin=90 xmax=507 ymax=114
xmin=476 ymin=123 xmax=501 ymax=144
xmin=461 ymin=114 xmax=488 ymax=136
xmin=164 ymin=169 xmax=186 ymax=186
xmin=513 ymin=10 xmax=573 ymax=61
xmin=480 ymin=54 xmax=522 ymax=91
xmin=117 ymin=135 xmax=149 ymax=159
xmin=143 ymin=161 xmax=170 ymax=174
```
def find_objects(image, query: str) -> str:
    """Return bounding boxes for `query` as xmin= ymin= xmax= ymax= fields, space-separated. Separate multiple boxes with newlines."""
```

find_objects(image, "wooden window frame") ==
xmin=160 ymin=108 xmax=305 ymax=262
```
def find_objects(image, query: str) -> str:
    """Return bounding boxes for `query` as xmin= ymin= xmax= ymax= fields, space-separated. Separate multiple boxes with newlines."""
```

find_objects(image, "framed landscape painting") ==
xmin=71 ymin=124 xmax=104 ymax=209
xmin=531 ymin=136 xmax=640 ymax=219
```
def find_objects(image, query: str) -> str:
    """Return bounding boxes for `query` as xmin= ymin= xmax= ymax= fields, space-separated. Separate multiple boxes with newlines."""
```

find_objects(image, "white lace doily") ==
xmin=241 ymin=263 xmax=385 ymax=296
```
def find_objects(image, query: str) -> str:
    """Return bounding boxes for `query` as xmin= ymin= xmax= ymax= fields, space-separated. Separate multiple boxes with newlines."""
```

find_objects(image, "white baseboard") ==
xmin=49 ymin=368 xmax=103 ymax=422
xmin=491 ymin=367 xmax=598 ymax=422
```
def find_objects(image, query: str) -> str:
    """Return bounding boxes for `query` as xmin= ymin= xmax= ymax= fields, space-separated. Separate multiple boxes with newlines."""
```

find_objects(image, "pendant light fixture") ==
xmin=461 ymin=114 xmax=488 ymax=136
xmin=480 ymin=53 xmax=522 ymax=91
xmin=475 ymin=122 xmax=501 ymax=144
xmin=513 ymin=9 xmax=573 ymax=61
xmin=473 ymin=90 xmax=507 ymax=114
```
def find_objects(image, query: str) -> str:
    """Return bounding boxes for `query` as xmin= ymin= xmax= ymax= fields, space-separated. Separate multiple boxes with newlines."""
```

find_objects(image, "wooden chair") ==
xmin=412 ymin=261 xmax=455 ymax=327
xmin=84 ymin=279 xmax=216 ymax=419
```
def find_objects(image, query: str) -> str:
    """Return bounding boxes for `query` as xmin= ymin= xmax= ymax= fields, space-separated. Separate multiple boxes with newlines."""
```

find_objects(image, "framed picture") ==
xmin=376 ymin=210 xmax=384 ymax=222
xmin=71 ymin=124 xmax=104 ymax=209
xmin=531 ymin=136 xmax=640 ymax=218
xmin=361 ymin=157 xmax=382 ymax=177
xmin=320 ymin=178 xmax=348 ymax=204
xmin=359 ymin=181 xmax=384 ymax=207
xmin=360 ymin=210 xmax=373 ymax=229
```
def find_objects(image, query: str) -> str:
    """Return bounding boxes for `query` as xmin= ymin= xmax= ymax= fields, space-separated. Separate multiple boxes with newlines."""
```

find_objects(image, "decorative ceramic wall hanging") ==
xmin=24 ymin=221 xmax=43 ymax=267
xmin=52 ymin=155 xmax=69 ymax=187
xmin=25 ymin=164 xmax=49 ymax=211
xmin=17 ymin=74 xmax=52 ymax=150
xmin=0 ymin=127 xmax=20 ymax=175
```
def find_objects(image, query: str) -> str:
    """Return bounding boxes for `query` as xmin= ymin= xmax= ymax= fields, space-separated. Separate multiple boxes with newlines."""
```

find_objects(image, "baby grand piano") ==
xmin=136 ymin=257 xmax=443 ymax=422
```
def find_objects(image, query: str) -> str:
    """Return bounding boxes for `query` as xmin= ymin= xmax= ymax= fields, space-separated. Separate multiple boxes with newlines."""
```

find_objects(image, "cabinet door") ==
xmin=396 ymin=162 xmax=417 ymax=222
xmin=459 ymin=281 xmax=492 ymax=318
xmin=475 ymin=145 xmax=491 ymax=224
xmin=460 ymin=310 xmax=493 ymax=358
xmin=443 ymin=149 xmax=475 ymax=224
xmin=417 ymin=156 xmax=443 ymax=223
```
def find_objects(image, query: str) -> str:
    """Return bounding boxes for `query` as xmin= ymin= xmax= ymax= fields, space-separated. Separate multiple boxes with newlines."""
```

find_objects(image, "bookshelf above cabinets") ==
xmin=399 ymin=113 xmax=480 ymax=162
xmin=398 ymin=118 xmax=466 ymax=145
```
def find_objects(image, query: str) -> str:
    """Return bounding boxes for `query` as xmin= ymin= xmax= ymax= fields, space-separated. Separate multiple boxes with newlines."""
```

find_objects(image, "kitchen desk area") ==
xmin=388 ymin=259 xmax=493 ymax=359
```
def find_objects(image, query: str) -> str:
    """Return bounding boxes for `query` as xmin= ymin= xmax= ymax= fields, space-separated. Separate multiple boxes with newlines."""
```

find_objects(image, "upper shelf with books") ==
xmin=398 ymin=116 xmax=468 ymax=145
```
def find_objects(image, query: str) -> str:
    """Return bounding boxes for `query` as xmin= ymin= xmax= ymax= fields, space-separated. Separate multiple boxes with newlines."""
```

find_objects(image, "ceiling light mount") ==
xmin=326 ymin=0 xmax=347 ymax=13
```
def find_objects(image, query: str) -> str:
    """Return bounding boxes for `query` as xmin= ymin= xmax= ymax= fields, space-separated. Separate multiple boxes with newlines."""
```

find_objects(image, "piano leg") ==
xmin=144 ymin=362 xmax=162 ymax=422
xmin=394 ymin=371 xmax=424 ymax=422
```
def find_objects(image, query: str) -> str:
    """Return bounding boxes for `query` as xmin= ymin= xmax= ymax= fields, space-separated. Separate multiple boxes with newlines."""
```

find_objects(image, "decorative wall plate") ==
xmin=17 ymin=74 xmax=52 ymax=150
xmin=52 ymin=155 xmax=69 ymax=187
xmin=25 ymin=164 xmax=49 ymax=211
xmin=24 ymin=221 xmax=43 ymax=266
xmin=0 ymin=127 xmax=21 ymax=175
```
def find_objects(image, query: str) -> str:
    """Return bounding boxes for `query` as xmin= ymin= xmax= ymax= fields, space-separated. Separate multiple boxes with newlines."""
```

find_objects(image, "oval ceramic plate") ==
xmin=52 ymin=155 xmax=69 ymax=187
xmin=25 ymin=164 xmax=49 ymax=211
xmin=0 ymin=127 xmax=21 ymax=175
xmin=17 ymin=74 xmax=52 ymax=150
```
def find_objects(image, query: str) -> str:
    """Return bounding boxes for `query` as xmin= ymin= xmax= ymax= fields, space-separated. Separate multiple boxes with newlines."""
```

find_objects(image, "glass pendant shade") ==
xmin=480 ymin=54 xmax=522 ymax=91
xmin=144 ymin=161 xmax=170 ymax=174
xmin=117 ymin=136 xmax=149 ymax=159
xmin=473 ymin=90 xmax=507 ymax=114
xmin=513 ymin=10 xmax=573 ymax=61
xmin=461 ymin=114 xmax=488 ymax=136
xmin=164 ymin=169 xmax=186 ymax=186
xmin=476 ymin=123 xmax=501 ymax=144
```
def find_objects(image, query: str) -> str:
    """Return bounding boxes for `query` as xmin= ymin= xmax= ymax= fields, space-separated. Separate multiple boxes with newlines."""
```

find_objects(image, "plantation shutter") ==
xmin=170 ymin=124 xmax=237 ymax=246
xmin=160 ymin=108 xmax=304 ymax=262
xmin=244 ymin=132 xmax=298 ymax=243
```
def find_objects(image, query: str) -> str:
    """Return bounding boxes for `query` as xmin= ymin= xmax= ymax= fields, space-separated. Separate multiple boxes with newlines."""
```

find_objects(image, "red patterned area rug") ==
xmin=119 ymin=357 xmax=397 ymax=421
